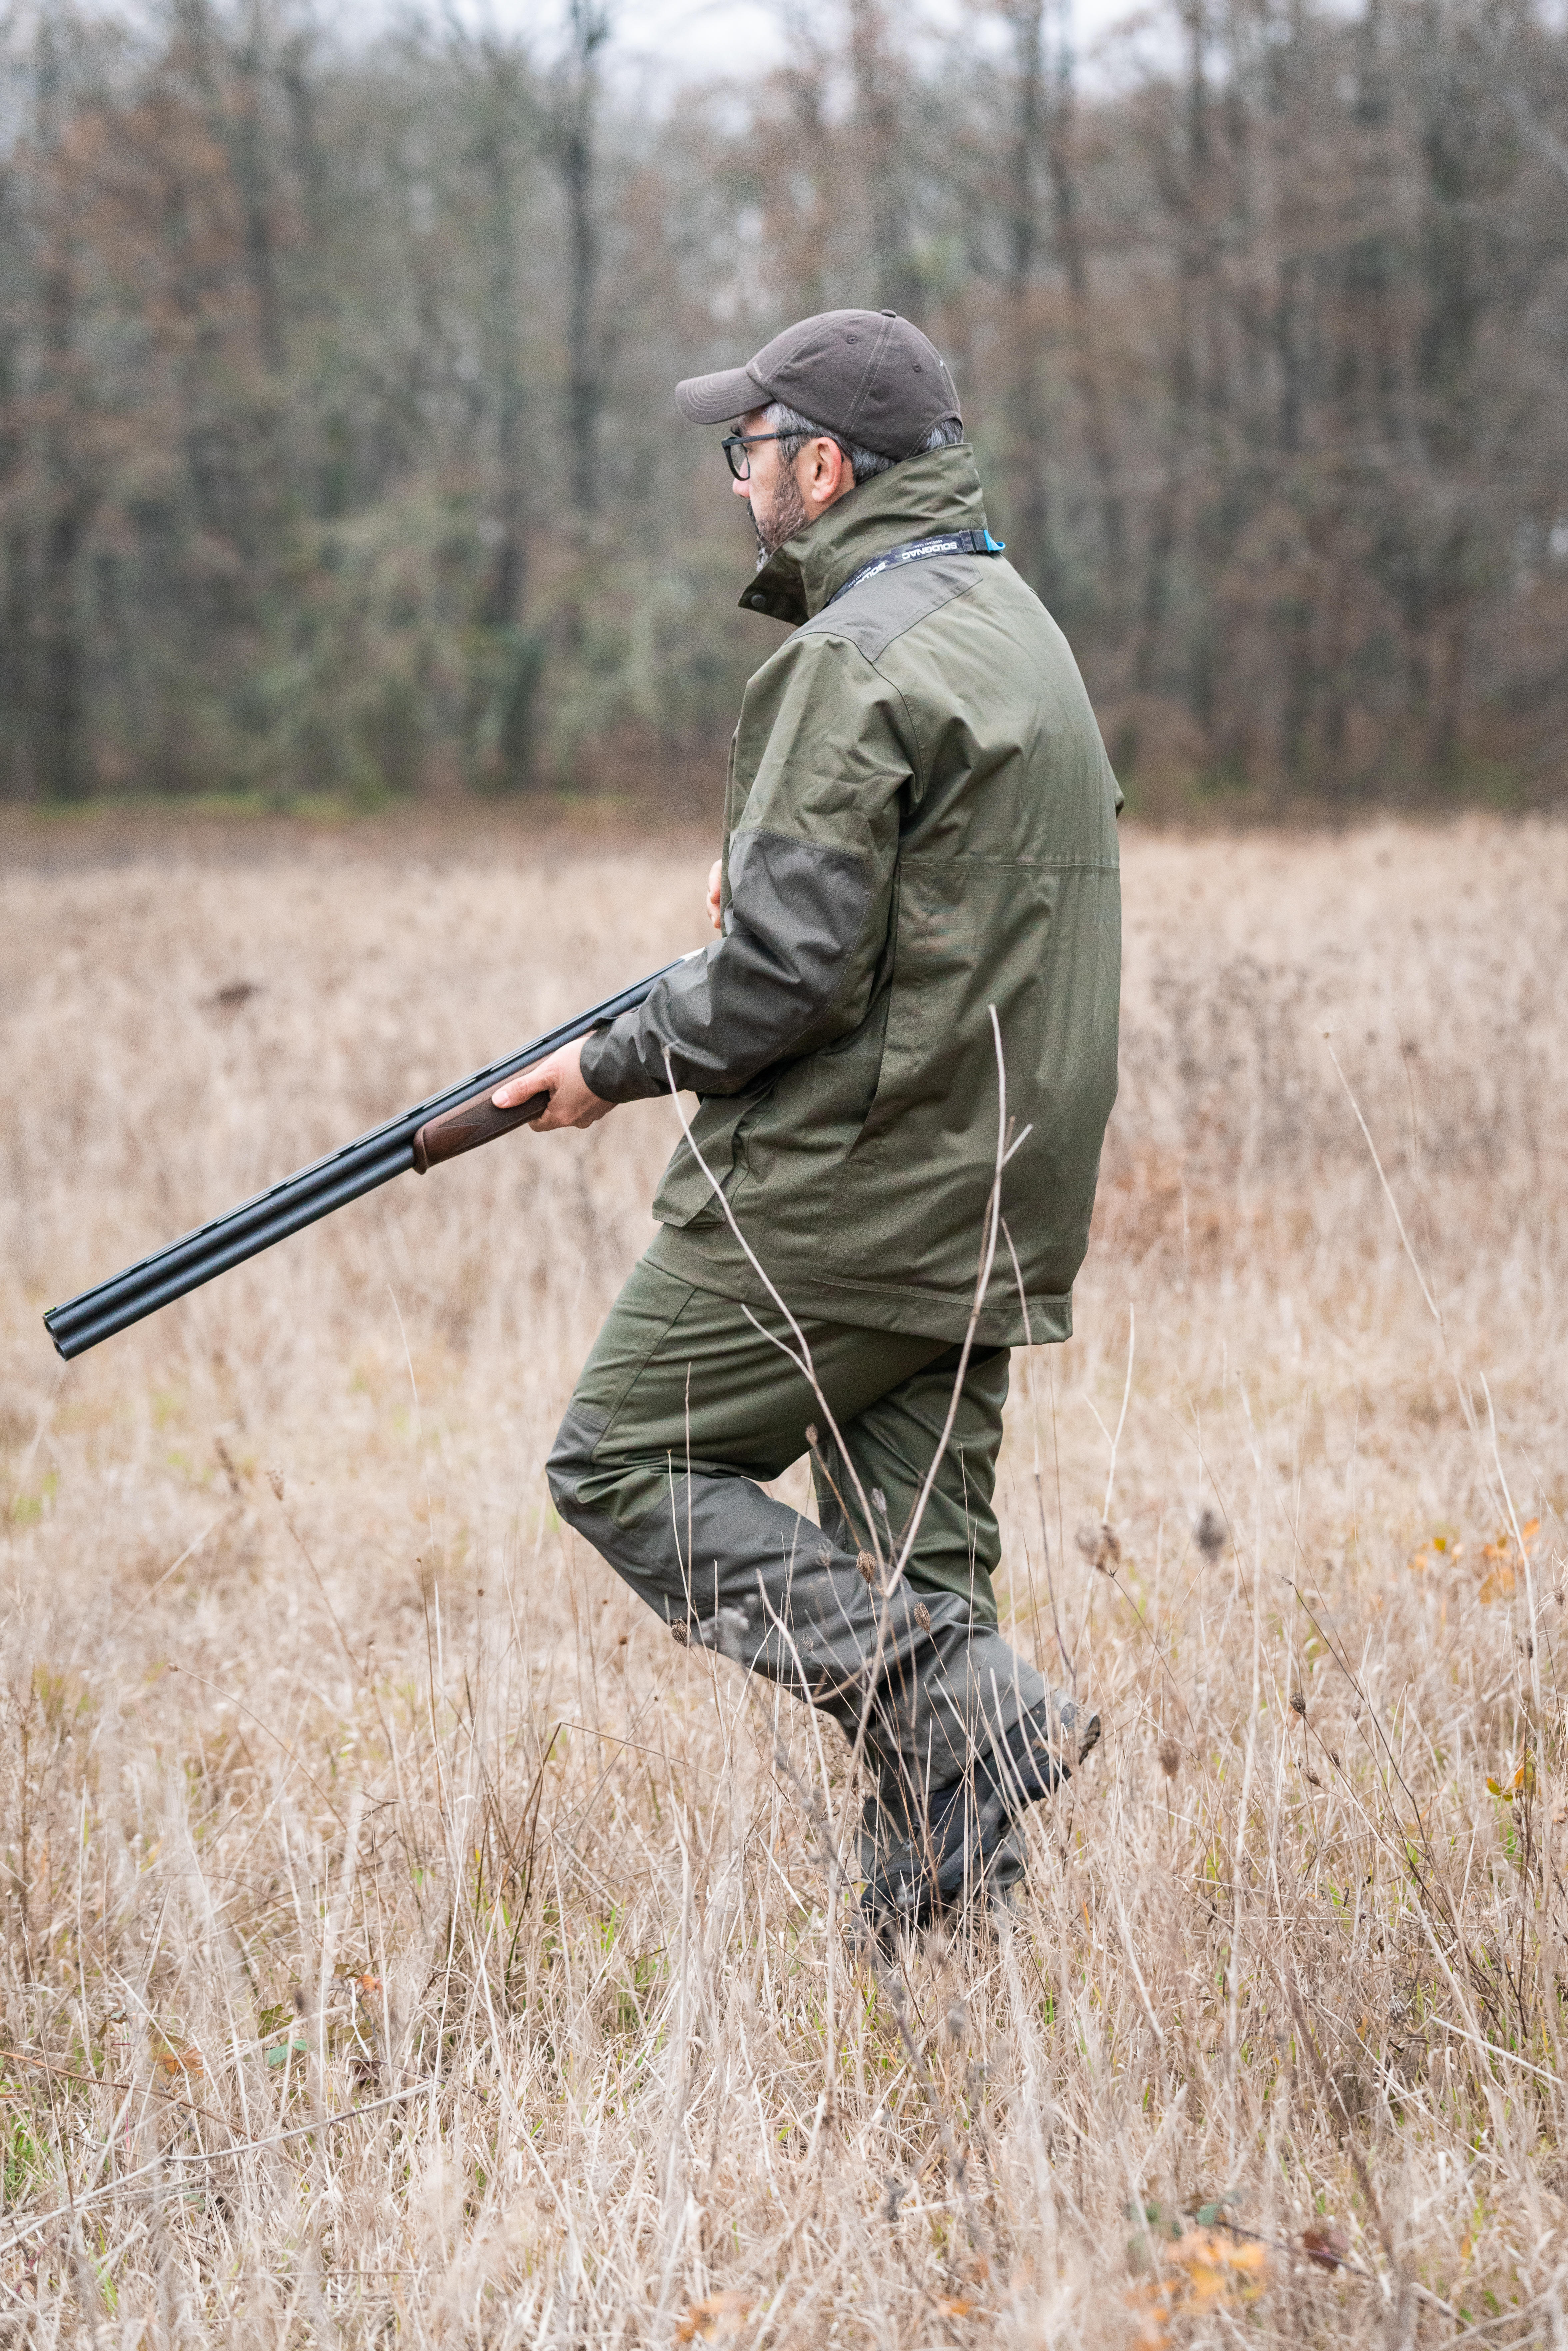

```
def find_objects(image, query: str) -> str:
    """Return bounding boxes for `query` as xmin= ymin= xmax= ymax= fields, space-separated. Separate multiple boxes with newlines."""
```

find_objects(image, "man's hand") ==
xmin=492 ymin=1038 xmax=613 ymax=1133
xmin=706 ymin=858 xmax=722 ymax=932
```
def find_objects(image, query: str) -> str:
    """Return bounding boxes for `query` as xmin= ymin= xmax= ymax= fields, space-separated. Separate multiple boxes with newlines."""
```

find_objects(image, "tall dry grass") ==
xmin=0 ymin=812 xmax=1565 ymax=2348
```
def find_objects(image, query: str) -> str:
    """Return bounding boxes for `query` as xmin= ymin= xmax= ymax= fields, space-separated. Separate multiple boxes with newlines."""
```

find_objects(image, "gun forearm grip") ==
xmin=411 ymin=1087 xmax=548 ymax=1174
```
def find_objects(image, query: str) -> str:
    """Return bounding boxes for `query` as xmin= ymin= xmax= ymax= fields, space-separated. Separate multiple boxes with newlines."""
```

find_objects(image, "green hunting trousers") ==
xmin=546 ymin=1258 xmax=1049 ymax=1857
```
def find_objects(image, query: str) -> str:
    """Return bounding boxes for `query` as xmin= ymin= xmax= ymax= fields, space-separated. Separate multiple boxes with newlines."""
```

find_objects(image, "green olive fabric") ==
xmin=578 ymin=439 xmax=1122 ymax=1347
xmin=545 ymin=1259 xmax=1042 ymax=1867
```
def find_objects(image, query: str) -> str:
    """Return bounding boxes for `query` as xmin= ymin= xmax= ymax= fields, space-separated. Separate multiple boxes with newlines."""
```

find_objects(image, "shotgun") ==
xmin=43 ymin=951 xmax=699 ymax=1362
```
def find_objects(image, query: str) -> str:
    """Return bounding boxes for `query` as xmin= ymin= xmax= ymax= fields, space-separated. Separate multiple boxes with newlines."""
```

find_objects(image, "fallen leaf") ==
xmin=676 ymin=2291 xmax=755 ymax=2343
xmin=151 ymin=2036 xmax=203 ymax=2079
xmin=1301 ymin=2222 xmax=1349 ymax=2270
xmin=1124 ymin=2280 xmax=1171 ymax=2349
xmin=1476 ymin=1519 xmax=1537 ymax=1602
xmin=1167 ymin=2231 xmax=1268 ymax=2309
xmin=936 ymin=2294 xmax=976 ymax=2316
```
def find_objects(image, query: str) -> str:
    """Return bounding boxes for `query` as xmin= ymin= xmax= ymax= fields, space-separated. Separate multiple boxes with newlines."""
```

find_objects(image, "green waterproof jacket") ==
xmin=579 ymin=442 xmax=1122 ymax=1347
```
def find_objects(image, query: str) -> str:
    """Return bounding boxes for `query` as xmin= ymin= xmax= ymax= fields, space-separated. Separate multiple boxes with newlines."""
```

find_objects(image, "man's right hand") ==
xmin=493 ymin=1039 xmax=612 ymax=1132
xmin=706 ymin=859 xmax=722 ymax=932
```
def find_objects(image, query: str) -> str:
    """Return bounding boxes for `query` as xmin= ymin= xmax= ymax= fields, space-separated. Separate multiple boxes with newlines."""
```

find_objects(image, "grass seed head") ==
xmin=1076 ymin=1518 xmax=1121 ymax=1572
xmin=1194 ymin=1506 xmax=1227 ymax=1560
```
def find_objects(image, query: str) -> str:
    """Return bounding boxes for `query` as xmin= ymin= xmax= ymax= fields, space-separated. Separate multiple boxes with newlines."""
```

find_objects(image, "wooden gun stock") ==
xmin=411 ymin=1087 xmax=548 ymax=1174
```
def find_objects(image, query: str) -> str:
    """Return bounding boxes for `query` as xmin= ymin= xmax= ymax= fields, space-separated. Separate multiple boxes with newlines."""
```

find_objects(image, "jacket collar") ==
xmin=739 ymin=443 xmax=991 ymax=627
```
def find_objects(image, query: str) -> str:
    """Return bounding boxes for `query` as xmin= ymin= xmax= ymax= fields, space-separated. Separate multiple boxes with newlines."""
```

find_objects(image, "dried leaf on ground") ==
xmin=1167 ymin=2229 xmax=1269 ymax=2307
xmin=1301 ymin=2221 xmax=1350 ymax=2269
xmin=677 ymin=2291 xmax=755 ymax=2342
xmin=150 ymin=2035 xmax=203 ymax=2078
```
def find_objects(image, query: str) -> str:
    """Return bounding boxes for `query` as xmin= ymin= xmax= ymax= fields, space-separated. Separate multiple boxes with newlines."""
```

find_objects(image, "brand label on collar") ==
xmin=828 ymin=529 xmax=1005 ymax=608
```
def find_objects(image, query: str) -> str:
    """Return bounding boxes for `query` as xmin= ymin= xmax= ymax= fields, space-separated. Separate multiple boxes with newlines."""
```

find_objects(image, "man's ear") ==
xmin=810 ymin=435 xmax=851 ymax=508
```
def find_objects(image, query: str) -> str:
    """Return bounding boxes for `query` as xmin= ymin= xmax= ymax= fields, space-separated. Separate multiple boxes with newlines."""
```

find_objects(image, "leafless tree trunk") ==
xmin=34 ymin=11 xmax=90 ymax=801
xmin=551 ymin=0 xmax=610 ymax=516
xmin=466 ymin=34 xmax=539 ymax=790
xmin=1134 ymin=0 xmax=1208 ymax=699
xmin=998 ymin=0 xmax=1054 ymax=599
xmin=1040 ymin=0 xmax=1125 ymax=575
xmin=229 ymin=0 xmax=285 ymax=375
xmin=773 ymin=3 xmax=836 ymax=315
xmin=849 ymin=0 xmax=923 ymax=318
xmin=0 ymin=126 xmax=27 ymax=799
xmin=470 ymin=41 xmax=528 ymax=632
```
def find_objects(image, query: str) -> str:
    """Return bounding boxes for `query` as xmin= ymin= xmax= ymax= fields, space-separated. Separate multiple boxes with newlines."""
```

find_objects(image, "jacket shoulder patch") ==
xmin=800 ymin=556 xmax=983 ymax=664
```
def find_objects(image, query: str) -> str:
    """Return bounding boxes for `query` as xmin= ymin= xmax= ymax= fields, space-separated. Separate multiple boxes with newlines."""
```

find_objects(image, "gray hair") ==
xmin=764 ymin=401 xmax=963 ymax=486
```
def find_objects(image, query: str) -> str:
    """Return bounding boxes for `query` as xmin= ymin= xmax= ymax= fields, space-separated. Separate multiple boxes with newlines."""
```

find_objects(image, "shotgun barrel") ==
xmin=43 ymin=952 xmax=697 ymax=1362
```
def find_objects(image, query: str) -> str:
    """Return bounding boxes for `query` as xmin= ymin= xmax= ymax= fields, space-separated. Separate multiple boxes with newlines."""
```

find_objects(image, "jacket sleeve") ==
xmin=579 ymin=633 xmax=911 ymax=1103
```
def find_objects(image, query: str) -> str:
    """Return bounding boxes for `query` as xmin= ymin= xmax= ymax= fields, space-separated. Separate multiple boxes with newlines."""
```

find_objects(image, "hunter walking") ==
xmin=493 ymin=309 xmax=1122 ymax=1934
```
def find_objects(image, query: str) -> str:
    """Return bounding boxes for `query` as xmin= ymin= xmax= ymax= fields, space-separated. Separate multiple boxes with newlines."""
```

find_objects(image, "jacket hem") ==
xmin=644 ymin=1224 xmax=1073 ymax=1348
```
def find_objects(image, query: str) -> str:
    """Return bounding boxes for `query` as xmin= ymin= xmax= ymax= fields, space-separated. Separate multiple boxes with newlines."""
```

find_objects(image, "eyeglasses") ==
xmin=721 ymin=431 xmax=783 ymax=481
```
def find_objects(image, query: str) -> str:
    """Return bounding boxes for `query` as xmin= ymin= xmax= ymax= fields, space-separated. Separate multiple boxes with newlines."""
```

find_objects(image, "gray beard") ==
xmin=752 ymin=469 xmax=810 ymax=567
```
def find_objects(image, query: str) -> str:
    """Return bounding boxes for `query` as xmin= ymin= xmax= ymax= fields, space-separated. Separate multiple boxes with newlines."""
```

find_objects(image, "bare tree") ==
xmin=848 ymin=0 xmax=924 ymax=318
xmin=32 ymin=8 xmax=92 ymax=800
xmin=548 ymin=0 xmax=611 ymax=515
xmin=463 ymin=28 xmax=539 ymax=788
xmin=1039 ymin=0 xmax=1124 ymax=576
xmin=996 ymin=0 xmax=1054 ymax=599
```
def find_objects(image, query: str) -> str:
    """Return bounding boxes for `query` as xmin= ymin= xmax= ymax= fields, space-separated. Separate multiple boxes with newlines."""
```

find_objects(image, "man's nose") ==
xmin=732 ymin=476 xmax=752 ymax=499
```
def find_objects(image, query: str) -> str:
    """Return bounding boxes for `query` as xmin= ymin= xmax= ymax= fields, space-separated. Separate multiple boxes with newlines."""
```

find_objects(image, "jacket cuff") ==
xmin=578 ymin=1018 xmax=668 ymax=1104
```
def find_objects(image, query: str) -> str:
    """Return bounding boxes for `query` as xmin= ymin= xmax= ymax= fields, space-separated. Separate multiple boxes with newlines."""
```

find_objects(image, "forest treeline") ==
xmin=1 ymin=0 xmax=1565 ymax=812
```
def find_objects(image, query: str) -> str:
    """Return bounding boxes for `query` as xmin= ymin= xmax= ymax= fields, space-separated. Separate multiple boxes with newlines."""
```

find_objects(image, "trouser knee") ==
xmin=545 ymin=1402 xmax=696 ymax=1632
xmin=544 ymin=1402 xmax=603 ymax=1523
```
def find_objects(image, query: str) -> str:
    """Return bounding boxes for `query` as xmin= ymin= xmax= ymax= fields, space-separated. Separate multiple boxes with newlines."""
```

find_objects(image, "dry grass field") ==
xmin=1 ymin=811 xmax=1565 ymax=2349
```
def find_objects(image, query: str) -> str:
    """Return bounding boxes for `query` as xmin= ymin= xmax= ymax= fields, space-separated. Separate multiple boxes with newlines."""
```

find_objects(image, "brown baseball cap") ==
xmin=674 ymin=308 xmax=961 ymax=461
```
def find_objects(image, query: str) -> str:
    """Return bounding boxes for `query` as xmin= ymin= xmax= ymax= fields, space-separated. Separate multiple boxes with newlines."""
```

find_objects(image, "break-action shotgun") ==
xmin=43 ymin=951 xmax=699 ymax=1362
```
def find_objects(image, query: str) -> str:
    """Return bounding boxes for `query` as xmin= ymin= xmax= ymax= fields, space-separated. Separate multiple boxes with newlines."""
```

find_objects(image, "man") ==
xmin=495 ymin=308 xmax=1121 ymax=1935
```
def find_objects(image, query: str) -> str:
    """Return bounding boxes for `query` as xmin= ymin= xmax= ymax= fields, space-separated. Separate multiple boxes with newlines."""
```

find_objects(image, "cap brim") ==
xmin=674 ymin=364 xmax=768 ymax=425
